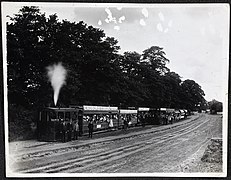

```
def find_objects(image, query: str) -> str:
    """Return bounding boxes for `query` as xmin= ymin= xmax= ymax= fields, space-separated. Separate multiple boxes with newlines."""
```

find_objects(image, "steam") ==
xmin=47 ymin=62 xmax=67 ymax=106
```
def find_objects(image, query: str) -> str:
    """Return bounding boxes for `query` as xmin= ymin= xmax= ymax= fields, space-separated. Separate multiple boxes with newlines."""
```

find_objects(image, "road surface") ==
xmin=9 ymin=113 xmax=222 ymax=174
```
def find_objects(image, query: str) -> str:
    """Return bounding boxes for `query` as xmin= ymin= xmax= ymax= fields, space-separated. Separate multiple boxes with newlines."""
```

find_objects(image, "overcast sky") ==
xmin=2 ymin=3 xmax=229 ymax=102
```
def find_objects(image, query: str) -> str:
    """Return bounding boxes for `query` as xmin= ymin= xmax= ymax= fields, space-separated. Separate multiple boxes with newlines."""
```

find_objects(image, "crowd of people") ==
xmin=55 ymin=111 xmax=186 ymax=142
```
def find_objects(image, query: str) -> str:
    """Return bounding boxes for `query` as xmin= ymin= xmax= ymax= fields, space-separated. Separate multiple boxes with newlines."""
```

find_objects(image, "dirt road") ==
xmin=9 ymin=113 xmax=222 ymax=174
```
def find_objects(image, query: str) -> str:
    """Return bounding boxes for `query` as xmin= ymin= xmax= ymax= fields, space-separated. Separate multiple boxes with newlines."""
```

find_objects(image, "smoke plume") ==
xmin=47 ymin=62 xmax=67 ymax=106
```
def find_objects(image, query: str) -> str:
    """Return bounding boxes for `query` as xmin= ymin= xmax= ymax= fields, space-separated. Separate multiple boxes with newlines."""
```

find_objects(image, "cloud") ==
xmin=112 ymin=8 xmax=144 ymax=24
xmin=114 ymin=25 xmax=120 ymax=30
xmin=118 ymin=16 xmax=125 ymax=23
xmin=105 ymin=18 xmax=109 ymax=23
xmin=105 ymin=8 xmax=117 ymax=24
xmin=140 ymin=19 xmax=146 ymax=26
xmin=72 ymin=7 xmax=146 ymax=29
xmin=141 ymin=8 xmax=148 ymax=18
xmin=158 ymin=11 xmax=165 ymax=21
xmin=98 ymin=20 xmax=102 ymax=25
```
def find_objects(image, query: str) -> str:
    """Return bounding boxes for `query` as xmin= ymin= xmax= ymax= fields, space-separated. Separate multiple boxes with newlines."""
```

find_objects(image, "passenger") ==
xmin=73 ymin=120 xmax=79 ymax=140
xmin=57 ymin=119 xmax=63 ymax=140
xmin=127 ymin=115 xmax=131 ymax=127
xmin=66 ymin=121 xmax=72 ymax=141
xmin=78 ymin=111 xmax=83 ymax=136
xmin=142 ymin=113 xmax=146 ymax=127
xmin=88 ymin=119 xmax=94 ymax=138
xmin=124 ymin=118 xmax=128 ymax=131
xmin=109 ymin=118 xmax=114 ymax=129
xmin=164 ymin=114 xmax=168 ymax=125
xmin=62 ymin=121 xmax=67 ymax=143
xmin=168 ymin=114 xmax=173 ymax=124
xmin=172 ymin=113 xmax=175 ymax=124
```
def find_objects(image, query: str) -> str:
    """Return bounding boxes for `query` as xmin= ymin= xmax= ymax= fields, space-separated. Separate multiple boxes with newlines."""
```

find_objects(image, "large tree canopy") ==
xmin=7 ymin=6 xmax=206 ymax=110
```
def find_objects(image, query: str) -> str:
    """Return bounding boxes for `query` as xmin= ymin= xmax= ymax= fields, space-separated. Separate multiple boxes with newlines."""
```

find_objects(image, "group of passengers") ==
xmin=58 ymin=119 xmax=94 ymax=142
xmin=139 ymin=112 xmax=178 ymax=126
xmin=162 ymin=112 xmax=184 ymax=125
xmin=121 ymin=115 xmax=132 ymax=130
xmin=58 ymin=120 xmax=80 ymax=142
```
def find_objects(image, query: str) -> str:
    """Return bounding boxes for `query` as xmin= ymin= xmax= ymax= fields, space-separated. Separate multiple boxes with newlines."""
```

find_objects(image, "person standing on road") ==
xmin=124 ymin=117 xmax=128 ymax=131
xmin=88 ymin=118 xmax=94 ymax=138
xmin=142 ymin=113 xmax=146 ymax=127
xmin=62 ymin=121 xmax=67 ymax=142
xmin=164 ymin=114 xmax=168 ymax=125
xmin=66 ymin=121 xmax=72 ymax=141
xmin=73 ymin=120 xmax=79 ymax=140
xmin=168 ymin=113 xmax=173 ymax=124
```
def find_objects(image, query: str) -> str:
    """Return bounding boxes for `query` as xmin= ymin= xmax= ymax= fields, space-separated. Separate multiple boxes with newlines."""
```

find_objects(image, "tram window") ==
xmin=58 ymin=112 xmax=64 ymax=121
xmin=65 ymin=112 xmax=70 ymax=121
xmin=72 ymin=112 xmax=78 ymax=121
xmin=49 ymin=111 xmax=56 ymax=121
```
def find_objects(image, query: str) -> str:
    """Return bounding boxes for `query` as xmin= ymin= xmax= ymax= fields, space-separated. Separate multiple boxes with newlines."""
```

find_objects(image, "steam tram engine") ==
xmin=38 ymin=105 xmax=190 ymax=142
xmin=37 ymin=107 xmax=81 ymax=141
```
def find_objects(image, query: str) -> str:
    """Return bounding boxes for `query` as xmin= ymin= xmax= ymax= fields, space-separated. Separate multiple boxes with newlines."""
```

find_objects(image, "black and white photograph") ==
xmin=1 ymin=2 xmax=229 ymax=177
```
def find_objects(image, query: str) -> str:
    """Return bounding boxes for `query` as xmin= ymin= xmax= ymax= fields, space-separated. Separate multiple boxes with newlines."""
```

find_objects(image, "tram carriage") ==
xmin=137 ymin=107 xmax=149 ymax=126
xmin=119 ymin=109 xmax=138 ymax=128
xmin=81 ymin=105 xmax=119 ymax=133
xmin=146 ymin=108 xmax=161 ymax=125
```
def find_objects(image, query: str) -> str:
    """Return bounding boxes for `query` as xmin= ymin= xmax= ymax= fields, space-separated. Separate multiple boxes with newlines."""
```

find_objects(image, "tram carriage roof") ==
xmin=119 ymin=109 xmax=138 ymax=114
xmin=160 ymin=108 xmax=175 ymax=112
xmin=149 ymin=108 xmax=160 ymax=111
xmin=83 ymin=105 xmax=118 ymax=114
xmin=138 ymin=107 xmax=150 ymax=111
xmin=43 ymin=107 xmax=79 ymax=112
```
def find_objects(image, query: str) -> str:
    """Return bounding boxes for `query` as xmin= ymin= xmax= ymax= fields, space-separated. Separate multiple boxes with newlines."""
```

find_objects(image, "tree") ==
xmin=161 ymin=71 xmax=182 ymax=108
xmin=209 ymin=99 xmax=223 ymax=114
xmin=140 ymin=46 xmax=170 ymax=107
xmin=142 ymin=46 xmax=169 ymax=75
xmin=117 ymin=52 xmax=151 ymax=107
xmin=180 ymin=79 xmax=206 ymax=110
xmin=7 ymin=6 xmax=48 ymax=107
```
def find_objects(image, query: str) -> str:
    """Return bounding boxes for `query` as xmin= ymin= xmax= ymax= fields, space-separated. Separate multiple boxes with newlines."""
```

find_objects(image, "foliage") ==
xmin=209 ymin=100 xmax=223 ymax=114
xmin=8 ymin=104 xmax=37 ymax=141
xmin=180 ymin=79 xmax=206 ymax=110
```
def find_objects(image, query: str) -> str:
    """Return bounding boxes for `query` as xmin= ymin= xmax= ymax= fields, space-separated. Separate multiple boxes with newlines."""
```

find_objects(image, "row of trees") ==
xmin=7 ymin=7 xmax=207 ymax=139
xmin=7 ymin=6 xmax=206 ymax=109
